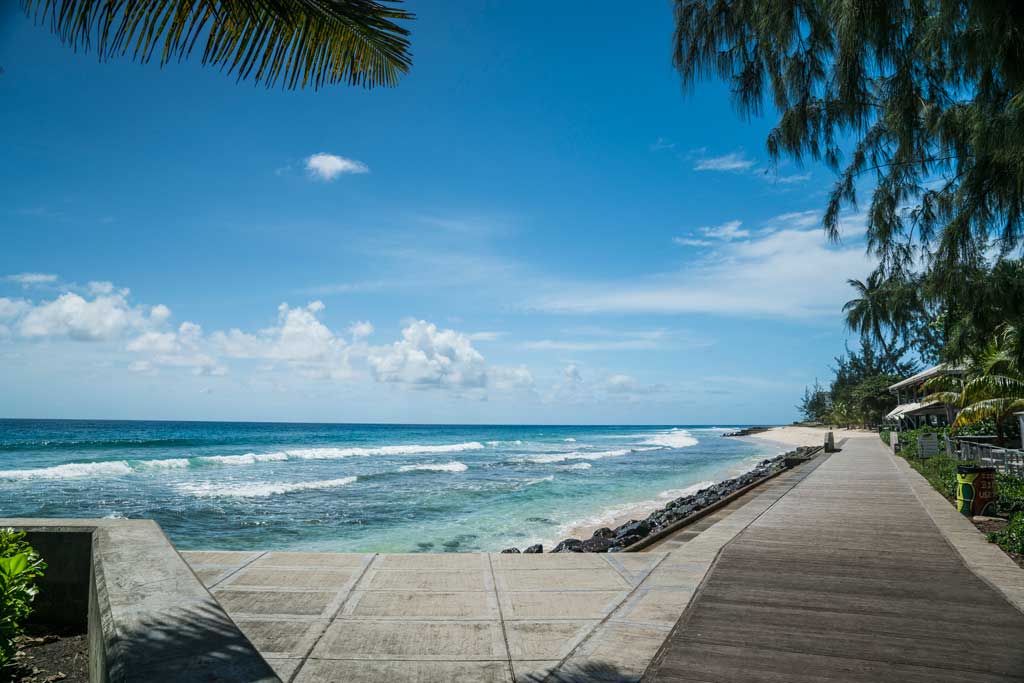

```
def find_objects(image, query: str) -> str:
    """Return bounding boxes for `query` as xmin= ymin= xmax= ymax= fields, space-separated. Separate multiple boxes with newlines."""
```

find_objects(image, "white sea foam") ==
xmin=284 ymin=442 xmax=485 ymax=460
xmin=523 ymin=475 xmax=555 ymax=486
xmin=398 ymin=461 xmax=469 ymax=473
xmin=553 ymin=480 xmax=716 ymax=542
xmin=528 ymin=447 xmax=656 ymax=464
xmin=0 ymin=461 xmax=133 ymax=480
xmin=558 ymin=463 xmax=592 ymax=471
xmin=179 ymin=476 xmax=358 ymax=498
xmin=640 ymin=428 xmax=699 ymax=449
xmin=563 ymin=438 xmax=576 ymax=442
xmin=199 ymin=452 xmax=289 ymax=466
xmin=137 ymin=458 xmax=191 ymax=469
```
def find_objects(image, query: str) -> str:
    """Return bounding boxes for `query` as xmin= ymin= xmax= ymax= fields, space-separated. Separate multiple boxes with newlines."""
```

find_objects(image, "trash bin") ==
xmin=955 ymin=465 xmax=997 ymax=517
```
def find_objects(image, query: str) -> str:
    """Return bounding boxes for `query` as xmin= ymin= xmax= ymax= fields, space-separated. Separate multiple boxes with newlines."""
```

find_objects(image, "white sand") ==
xmin=743 ymin=425 xmax=874 ymax=448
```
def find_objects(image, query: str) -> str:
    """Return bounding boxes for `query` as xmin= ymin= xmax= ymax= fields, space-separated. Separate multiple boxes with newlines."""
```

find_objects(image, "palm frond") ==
xmin=960 ymin=374 xmax=1024 ymax=404
xmin=921 ymin=391 xmax=962 ymax=407
xmin=21 ymin=0 xmax=413 ymax=89
xmin=953 ymin=398 xmax=1024 ymax=428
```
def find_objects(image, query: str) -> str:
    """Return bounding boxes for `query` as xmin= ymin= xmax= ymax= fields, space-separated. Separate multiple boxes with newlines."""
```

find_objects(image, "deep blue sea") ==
xmin=0 ymin=420 xmax=783 ymax=552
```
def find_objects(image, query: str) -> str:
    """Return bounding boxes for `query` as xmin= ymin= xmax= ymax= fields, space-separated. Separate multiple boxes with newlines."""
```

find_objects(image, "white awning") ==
xmin=886 ymin=402 xmax=920 ymax=420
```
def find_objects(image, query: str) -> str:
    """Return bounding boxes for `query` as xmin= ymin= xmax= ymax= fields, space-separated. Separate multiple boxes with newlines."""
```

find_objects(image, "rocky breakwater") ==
xmin=501 ymin=447 xmax=816 ymax=554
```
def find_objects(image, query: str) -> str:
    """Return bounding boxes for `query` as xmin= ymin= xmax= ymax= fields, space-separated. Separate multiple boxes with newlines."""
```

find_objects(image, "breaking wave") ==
xmin=178 ymin=476 xmax=358 ymax=499
xmin=0 ymin=442 xmax=485 ymax=480
xmin=398 ymin=461 xmax=468 ymax=473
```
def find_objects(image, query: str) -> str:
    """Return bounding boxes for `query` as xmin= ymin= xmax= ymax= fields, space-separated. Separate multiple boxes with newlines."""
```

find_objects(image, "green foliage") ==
xmin=923 ymin=324 xmax=1024 ymax=441
xmin=996 ymin=473 xmax=1024 ymax=515
xmin=21 ymin=0 xmax=414 ymax=89
xmin=880 ymin=429 xmax=891 ymax=446
xmin=797 ymin=379 xmax=831 ymax=422
xmin=672 ymin=0 xmax=1024 ymax=275
xmin=822 ymin=339 xmax=909 ymax=427
xmin=989 ymin=512 xmax=1024 ymax=556
xmin=0 ymin=530 xmax=46 ymax=668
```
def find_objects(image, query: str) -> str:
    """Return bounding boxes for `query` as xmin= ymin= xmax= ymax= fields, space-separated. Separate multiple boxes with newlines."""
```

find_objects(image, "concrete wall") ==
xmin=25 ymin=528 xmax=92 ymax=628
xmin=1 ymin=519 xmax=279 ymax=683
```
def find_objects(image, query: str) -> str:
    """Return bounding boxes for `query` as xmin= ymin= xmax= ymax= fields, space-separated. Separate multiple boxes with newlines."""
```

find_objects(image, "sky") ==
xmin=0 ymin=3 xmax=875 ymax=425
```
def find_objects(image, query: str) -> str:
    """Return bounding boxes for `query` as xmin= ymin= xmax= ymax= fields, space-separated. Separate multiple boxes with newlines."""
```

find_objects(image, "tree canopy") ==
xmin=20 ymin=0 xmax=413 ymax=89
xmin=673 ymin=0 xmax=1024 ymax=273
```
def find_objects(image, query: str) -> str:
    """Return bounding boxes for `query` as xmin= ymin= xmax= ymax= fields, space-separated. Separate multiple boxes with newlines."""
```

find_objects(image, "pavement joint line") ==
xmin=288 ymin=552 xmax=379 ymax=683
xmin=203 ymin=548 xmax=268 ymax=590
xmin=486 ymin=552 xmax=518 ymax=683
xmin=540 ymin=550 xmax=672 ymax=682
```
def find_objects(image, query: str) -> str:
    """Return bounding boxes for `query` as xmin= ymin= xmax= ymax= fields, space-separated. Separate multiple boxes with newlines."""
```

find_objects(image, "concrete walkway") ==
xmin=643 ymin=434 xmax=1024 ymax=682
xmin=183 ymin=434 xmax=1024 ymax=682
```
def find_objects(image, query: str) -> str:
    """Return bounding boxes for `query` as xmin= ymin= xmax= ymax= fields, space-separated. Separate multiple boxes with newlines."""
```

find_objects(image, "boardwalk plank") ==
xmin=644 ymin=436 xmax=1024 ymax=683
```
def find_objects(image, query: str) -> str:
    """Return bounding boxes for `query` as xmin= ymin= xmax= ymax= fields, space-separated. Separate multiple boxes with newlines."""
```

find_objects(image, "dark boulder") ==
xmin=592 ymin=527 xmax=615 ymax=539
xmin=524 ymin=544 xmax=543 ymax=554
xmin=552 ymin=538 xmax=585 ymax=553
xmin=615 ymin=519 xmax=651 ymax=539
xmin=500 ymin=547 xmax=521 ymax=554
xmin=580 ymin=540 xmax=613 ymax=553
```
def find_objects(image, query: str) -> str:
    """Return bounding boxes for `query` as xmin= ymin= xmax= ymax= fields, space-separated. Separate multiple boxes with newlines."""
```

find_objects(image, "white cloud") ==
xmin=212 ymin=302 xmax=351 ymax=379
xmin=0 ymin=298 xmax=29 ymax=320
xmin=772 ymin=172 xmax=811 ymax=184
xmin=673 ymin=238 xmax=714 ymax=247
xmin=7 ymin=273 xmax=58 ymax=287
xmin=675 ymin=221 xmax=749 ymax=248
xmin=563 ymin=363 xmax=583 ymax=384
xmin=604 ymin=374 xmax=667 ymax=396
xmin=522 ymin=339 xmax=659 ymax=352
xmin=701 ymin=220 xmax=749 ymax=240
xmin=489 ymin=365 xmax=535 ymax=392
xmin=536 ymin=211 xmax=873 ymax=318
xmin=468 ymin=331 xmax=504 ymax=342
xmin=304 ymin=153 xmax=369 ymax=181
xmin=87 ymin=281 xmax=115 ymax=295
xmin=127 ymin=322 xmax=226 ymax=376
xmin=18 ymin=291 xmax=155 ymax=341
xmin=694 ymin=152 xmax=755 ymax=172
xmin=348 ymin=321 xmax=374 ymax=340
xmin=650 ymin=137 xmax=675 ymax=151
xmin=368 ymin=320 xmax=487 ymax=391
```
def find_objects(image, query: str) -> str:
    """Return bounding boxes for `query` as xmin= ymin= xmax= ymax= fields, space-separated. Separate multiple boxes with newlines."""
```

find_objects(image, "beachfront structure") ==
xmin=886 ymin=363 xmax=962 ymax=431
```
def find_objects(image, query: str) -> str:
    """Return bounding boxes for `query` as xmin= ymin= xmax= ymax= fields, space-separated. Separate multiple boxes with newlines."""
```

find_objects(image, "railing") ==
xmin=951 ymin=438 xmax=1024 ymax=477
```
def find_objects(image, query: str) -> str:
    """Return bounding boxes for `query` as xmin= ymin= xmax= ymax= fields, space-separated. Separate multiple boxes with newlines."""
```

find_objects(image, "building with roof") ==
xmin=886 ymin=363 xmax=963 ymax=431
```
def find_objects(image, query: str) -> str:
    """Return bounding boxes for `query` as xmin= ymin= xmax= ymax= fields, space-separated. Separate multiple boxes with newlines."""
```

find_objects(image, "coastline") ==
xmin=509 ymin=425 xmax=831 ymax=554
xmin=554 ymin=425 xmax=827 ymax=544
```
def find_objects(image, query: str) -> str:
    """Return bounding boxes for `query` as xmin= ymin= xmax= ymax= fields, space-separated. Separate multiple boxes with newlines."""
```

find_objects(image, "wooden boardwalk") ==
xmin=644 ymin=436 xmax=1024 ymax=683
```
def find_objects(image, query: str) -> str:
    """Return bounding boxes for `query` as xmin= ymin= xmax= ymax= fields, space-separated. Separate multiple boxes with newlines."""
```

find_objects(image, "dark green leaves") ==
xmin=0 ymin=529 xmax=46 ymax=668
xmin=672 ymin=0 xmax=1024 ymax=271
xmin=21 ymin=0 xmax=414 ymax=89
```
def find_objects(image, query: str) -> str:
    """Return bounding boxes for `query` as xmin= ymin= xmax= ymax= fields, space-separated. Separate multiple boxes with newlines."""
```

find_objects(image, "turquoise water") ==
xmin=0 ymin=420 xmax=782 ymax=552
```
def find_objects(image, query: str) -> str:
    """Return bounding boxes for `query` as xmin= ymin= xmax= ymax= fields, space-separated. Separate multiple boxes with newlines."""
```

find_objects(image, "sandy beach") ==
xmin=742 ymin=425 xmax=871 ymax=448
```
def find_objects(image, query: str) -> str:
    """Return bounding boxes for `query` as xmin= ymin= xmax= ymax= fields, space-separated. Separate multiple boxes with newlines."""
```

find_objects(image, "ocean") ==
xmin=0 ymin=419 xmax=782 ymax=552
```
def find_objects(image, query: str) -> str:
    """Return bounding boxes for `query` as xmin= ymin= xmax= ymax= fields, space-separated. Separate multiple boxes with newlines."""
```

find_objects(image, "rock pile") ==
xmin=500 ymin=448 xmax=815 ymax=555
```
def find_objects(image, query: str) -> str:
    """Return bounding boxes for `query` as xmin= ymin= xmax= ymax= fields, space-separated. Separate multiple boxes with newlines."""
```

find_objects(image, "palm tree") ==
xmin=20 ymin=0 xmax=413 ymax=89
xmin=924 ymin=324 xmax=1024 ymax=444
xmin=843 ymin=271 xmax=900 ymax=358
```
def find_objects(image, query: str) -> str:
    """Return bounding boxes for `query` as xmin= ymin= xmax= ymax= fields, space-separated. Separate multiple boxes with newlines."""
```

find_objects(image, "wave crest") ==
xmin=398 ymin=461 xmax=468 ymax=473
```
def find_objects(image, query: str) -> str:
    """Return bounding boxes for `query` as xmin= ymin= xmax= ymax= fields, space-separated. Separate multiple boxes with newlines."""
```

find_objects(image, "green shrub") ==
xmin=989 ymin=512 xmax=1024 ymax=555
xmin=896 ymin=426 xmax=950 ymax=460
xmin=880 ymin=429 xmax=891 ymax=446
xmin=996 ymin=473 xmax=1024 ymax=514
xmin=0 ymin=530 xmax=46 ymax=667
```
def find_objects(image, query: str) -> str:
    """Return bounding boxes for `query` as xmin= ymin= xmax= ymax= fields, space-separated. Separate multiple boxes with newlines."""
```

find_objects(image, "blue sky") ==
xmin=0 ymin=3 xmax=873 ymax=424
